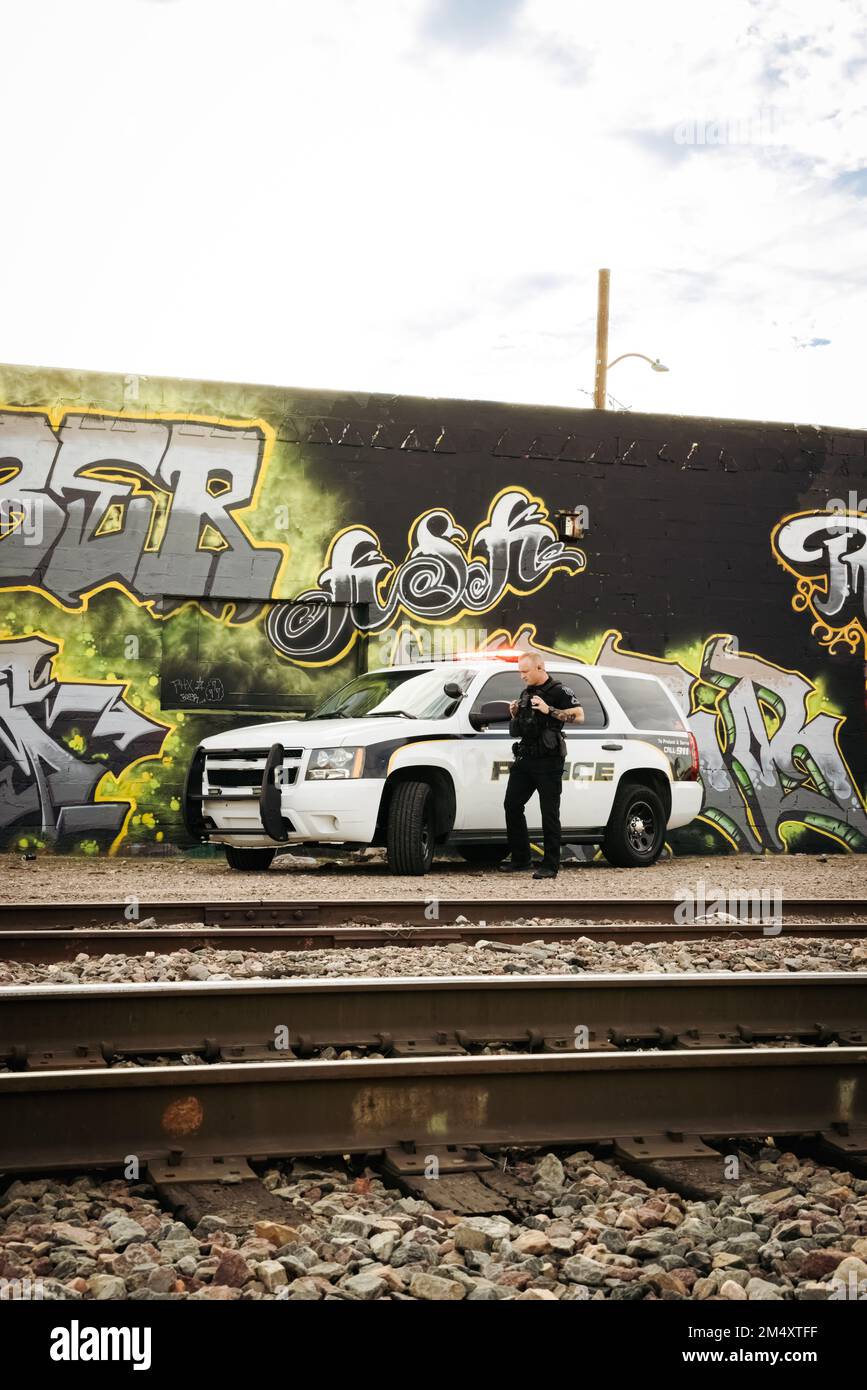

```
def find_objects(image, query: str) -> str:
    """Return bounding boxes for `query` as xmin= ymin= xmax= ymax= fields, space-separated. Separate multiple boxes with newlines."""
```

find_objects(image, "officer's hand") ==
xmin=530 ymin=695 xmax=549 ymax=714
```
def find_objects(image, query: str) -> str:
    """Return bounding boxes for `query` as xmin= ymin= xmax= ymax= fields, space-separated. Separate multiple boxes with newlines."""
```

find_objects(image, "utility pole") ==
xmin=593 ymin=268 xmax=610 ymax=410
xmin=590 ymin=268 xmax=668 ymax=409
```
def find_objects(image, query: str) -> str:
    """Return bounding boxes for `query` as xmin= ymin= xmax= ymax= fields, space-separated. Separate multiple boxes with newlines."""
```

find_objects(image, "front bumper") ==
xmin=184 ymin=742 xmax=381 ymax=848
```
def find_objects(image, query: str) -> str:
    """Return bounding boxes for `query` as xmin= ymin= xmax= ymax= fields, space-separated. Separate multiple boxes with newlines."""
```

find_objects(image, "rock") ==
xmin=794 ymin=1282 xmax=834 ymax=1301
xmin=719 ymin=1280 xmax=748 ymax=1300
xmin=331 ymin=1213 xmax=374 ymax=1239
xmin=715 ymin=1217 xmax=754 ymax=1239
xmin=833 ymin=1256 xmax=867 ymax=1285
xmin=773 ymin=1219 xmax=812 ymax=1242
xmin=746 ymin=1277 xmax=784 ymax=1300
xmin=51 ymin=1222 xmax=105 ymax=1250
xmin=453 ymin=1223 xmax=493 ymax=1253
xmin=193 ymin=1215 xmax=230 ymax=1237
xmin=516 ymin=1288 xmax=558 ymax=1299
xmin=144 ymin=1267 xmax=176 ymax=1293
xmin=284 ymin=1278 xmax=321 ymax=1300
xmin=108 ymin=1219 xmax=148 ymax=1250
xmin=794 ymin=1250 xmax=847 ymax=1279
xmin=342 ymin=1273 xmax=386 ymax=1300
xmin=87 ymin=1274 xmax=127 ymax=1300
xmin=369 ymin=1231 xmax=396 ymax=1263
xmin=410 ymin=1272 xmax=466 ymax=1301
xmin=254 ymin=1221 xmax=302 ymax=1247
xmin=456 ymin=1216 xmax=512 ymax=1241
xmin=712 ymin=1251 xmax=746 ymax=1269
xmin=534 ymin=1154 xmax=565 ymax=1189
xmin=257 ymin=1260 xmax=288 ymax=1292
xmin=158 ymin=1239 xmax=200 ymax=1263
xmin=213 ymin=1250 xmax=253 ymax=1288
xmin=648 ymin=1271 xmax=688 ymax=1295
xmin=562 ymin=1256 xmax=608 ymax=1286
xmin=512 ymin=1230 xmax=553 ymax=1257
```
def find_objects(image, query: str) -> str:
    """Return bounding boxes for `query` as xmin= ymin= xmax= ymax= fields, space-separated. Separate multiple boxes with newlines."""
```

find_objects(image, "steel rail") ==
xmin=0 ymin=1047 xmax=864 ymax=1173
xmin=1 ymin=898 xmax=866 ymax=932
xmin=2 ymin=972 xmax=865 ymax=1064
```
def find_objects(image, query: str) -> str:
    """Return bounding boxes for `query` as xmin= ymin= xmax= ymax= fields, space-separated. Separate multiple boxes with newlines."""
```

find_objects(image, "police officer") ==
xmin=499 ymin=652 xmax=583 ymax=879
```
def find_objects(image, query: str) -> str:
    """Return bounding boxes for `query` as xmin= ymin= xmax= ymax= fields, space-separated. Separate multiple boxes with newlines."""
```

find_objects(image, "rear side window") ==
xmin=471 ymin=670 xmax=608 ymax=730
xmin=602 ymin=675 xmax=686 ymax=731
xmin=550 ymin=672 xmax=608 ymax=730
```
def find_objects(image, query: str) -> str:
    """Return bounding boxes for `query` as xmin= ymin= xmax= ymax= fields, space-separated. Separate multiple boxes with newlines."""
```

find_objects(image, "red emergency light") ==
xmin=450 ymin=648 xmax=525 ymax=662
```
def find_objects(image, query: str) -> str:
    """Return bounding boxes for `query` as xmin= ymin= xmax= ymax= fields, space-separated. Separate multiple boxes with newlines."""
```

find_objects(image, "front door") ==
xmin=458 ymin=669 xmax=620 ymax=838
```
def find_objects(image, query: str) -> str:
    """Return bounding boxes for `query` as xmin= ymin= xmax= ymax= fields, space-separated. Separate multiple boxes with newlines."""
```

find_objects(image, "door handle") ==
xmin=601 ymin=743 xmax=622 ymax=751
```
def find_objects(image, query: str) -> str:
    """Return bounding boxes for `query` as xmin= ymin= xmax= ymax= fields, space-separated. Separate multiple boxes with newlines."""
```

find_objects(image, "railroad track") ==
xmin=1 ymin=1046 xmax=865 ymax=1175
xmin=1 ymin=897 xmax=866 ymax=963
xmin=3 ymin=972 xmax=865 ymax=1068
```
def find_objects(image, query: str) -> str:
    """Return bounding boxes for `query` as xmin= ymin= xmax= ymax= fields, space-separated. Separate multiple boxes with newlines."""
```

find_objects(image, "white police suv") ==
xmin=183 ymin=655 xmax=703 ymax=875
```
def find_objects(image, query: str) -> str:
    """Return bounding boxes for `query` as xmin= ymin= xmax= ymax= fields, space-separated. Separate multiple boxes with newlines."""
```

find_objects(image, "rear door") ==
xmin=550 ymin=670 xmax=621 ymax=833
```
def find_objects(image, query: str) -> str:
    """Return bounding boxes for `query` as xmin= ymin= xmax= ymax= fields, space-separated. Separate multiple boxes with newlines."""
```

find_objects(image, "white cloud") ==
xmin=0 ymin=0 xmax=864 ymax=427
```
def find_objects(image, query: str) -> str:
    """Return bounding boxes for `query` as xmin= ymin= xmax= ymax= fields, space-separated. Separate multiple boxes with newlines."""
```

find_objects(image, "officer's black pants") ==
xmin=503 ymin=755 xmax=565 ymax=871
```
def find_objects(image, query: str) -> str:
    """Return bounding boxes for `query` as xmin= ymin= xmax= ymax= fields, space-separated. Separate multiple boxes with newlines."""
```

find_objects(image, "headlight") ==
xmin=305 ymin=746 xmax=365 ymax=780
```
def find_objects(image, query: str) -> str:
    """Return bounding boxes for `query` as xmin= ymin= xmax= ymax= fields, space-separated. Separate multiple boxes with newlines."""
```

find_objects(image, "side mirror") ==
xmin=443 ymin=682 xmax=465 ymax=699
xmin=469 ymin=700 xmax=512 ymax=731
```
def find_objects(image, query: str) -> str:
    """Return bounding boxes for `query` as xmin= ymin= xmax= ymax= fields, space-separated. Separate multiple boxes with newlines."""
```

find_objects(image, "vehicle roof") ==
xmin=369 ymin=660 xmax=667 ymax=682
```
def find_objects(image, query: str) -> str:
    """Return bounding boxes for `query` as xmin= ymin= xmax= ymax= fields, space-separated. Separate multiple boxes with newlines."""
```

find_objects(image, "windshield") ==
xmin=309 ymin=666 xmax=475 ymax=720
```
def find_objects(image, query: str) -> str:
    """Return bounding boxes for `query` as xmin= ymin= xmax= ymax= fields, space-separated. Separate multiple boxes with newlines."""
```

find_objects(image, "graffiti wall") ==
xmin=0 ymin=360 xmax=865 ymax=855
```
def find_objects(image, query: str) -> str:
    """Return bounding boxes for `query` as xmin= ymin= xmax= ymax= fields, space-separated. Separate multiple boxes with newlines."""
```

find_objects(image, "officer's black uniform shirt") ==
xmin=509 ymin=677 xmax=580 ymax=758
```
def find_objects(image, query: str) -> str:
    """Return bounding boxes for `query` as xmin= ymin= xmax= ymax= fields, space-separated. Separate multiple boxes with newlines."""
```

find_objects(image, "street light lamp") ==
xmin=592 ymin=269 xmax=669 ymax=409
xmin=607 ymin=352 xmax=669 ymax=373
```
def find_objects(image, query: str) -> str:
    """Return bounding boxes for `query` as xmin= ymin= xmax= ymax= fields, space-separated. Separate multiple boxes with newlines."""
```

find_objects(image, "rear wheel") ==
xmin=457 ymin=844 xmax=509 ymax=866
xmin=386 ymin=780 xmax=435 ymax=875
xmin=225 ymin=846 xmax=275 ymax=872
xmin=602 ymin=784 xmax=665 ymax=867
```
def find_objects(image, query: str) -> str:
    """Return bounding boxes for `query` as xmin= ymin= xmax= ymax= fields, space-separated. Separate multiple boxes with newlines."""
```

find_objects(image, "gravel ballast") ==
xmin=2 ymin=934 xmax=866 ymax=986
xmin=3 ymin=1147 xmax=866 ymax=1301
xmin=2 ymin=850 xmax=865 ymax=904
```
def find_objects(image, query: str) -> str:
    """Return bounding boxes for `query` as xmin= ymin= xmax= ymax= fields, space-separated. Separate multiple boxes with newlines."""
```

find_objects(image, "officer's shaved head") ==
xmin=517 ymin=651 xmax=548 ymax=686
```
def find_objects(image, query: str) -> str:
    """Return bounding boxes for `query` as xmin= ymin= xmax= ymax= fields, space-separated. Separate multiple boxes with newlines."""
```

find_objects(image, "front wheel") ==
xmin=602 ymin=784 xmax=666 ymax=867
xmin=225 ymin=846 xmax=276 ymax=872
xmin=386 ymin=780 xmax=435 ymax=875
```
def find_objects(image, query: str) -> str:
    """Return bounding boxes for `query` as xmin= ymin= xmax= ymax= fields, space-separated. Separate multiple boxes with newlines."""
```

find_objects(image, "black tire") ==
xmin=602 ymin=783 xmax=666 ymax=867
xmin=225 ymin=846 xmax=275 ymax=872
xmin=386 ymin=780 xmax=435 ymax=875
xmin=457 ymin=844 xmax=509 ymax=866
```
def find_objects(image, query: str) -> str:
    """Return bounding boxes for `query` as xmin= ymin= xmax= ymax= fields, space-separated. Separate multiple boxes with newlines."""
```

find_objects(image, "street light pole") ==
xmin=591 ymin=269 xmax=669 ymax=408
xmin=593 ymin=268 xmax=610 ymax=410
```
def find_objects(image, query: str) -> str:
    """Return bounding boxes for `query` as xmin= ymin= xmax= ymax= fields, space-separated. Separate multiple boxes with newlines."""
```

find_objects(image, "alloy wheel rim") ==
xmin=626 ymin=800 xmax=657 ymax=854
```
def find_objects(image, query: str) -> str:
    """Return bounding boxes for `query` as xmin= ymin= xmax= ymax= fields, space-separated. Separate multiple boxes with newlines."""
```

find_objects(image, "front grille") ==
xmin=204 ymin=748 xmax=303 ymax=796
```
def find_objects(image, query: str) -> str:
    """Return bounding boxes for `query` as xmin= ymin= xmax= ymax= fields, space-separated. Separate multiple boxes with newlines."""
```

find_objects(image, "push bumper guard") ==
xmin=183 ymin=743 xmax=294 ymax=842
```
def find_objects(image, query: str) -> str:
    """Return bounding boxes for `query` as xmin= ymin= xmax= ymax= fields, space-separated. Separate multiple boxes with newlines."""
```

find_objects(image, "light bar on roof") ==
xmin=450 ymin=649 xmax=525 ymax=662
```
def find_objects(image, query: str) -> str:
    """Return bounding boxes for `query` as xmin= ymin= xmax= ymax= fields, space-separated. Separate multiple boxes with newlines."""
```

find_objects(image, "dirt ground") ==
xmin=1 ymin=849 xmax=865 ymax=904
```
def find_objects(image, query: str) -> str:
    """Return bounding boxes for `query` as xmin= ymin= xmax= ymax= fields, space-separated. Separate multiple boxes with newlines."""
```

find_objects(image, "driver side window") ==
xmin=470 ymin=672 xmax=523 ymax=718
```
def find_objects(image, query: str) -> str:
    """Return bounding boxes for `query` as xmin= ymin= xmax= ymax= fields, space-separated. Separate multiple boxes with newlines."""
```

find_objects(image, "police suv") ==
xmin=183 ymin=655 xmax=702 ymax=875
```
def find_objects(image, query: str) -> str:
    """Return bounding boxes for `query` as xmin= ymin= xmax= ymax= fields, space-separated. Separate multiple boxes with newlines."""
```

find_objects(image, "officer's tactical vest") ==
xmin=510 ymin=681 xmax=569 ymax=759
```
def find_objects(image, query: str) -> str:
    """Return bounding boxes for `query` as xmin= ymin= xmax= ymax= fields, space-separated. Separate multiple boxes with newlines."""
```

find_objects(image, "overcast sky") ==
xmin=2 ymin=0 xmax=865 ymax=427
